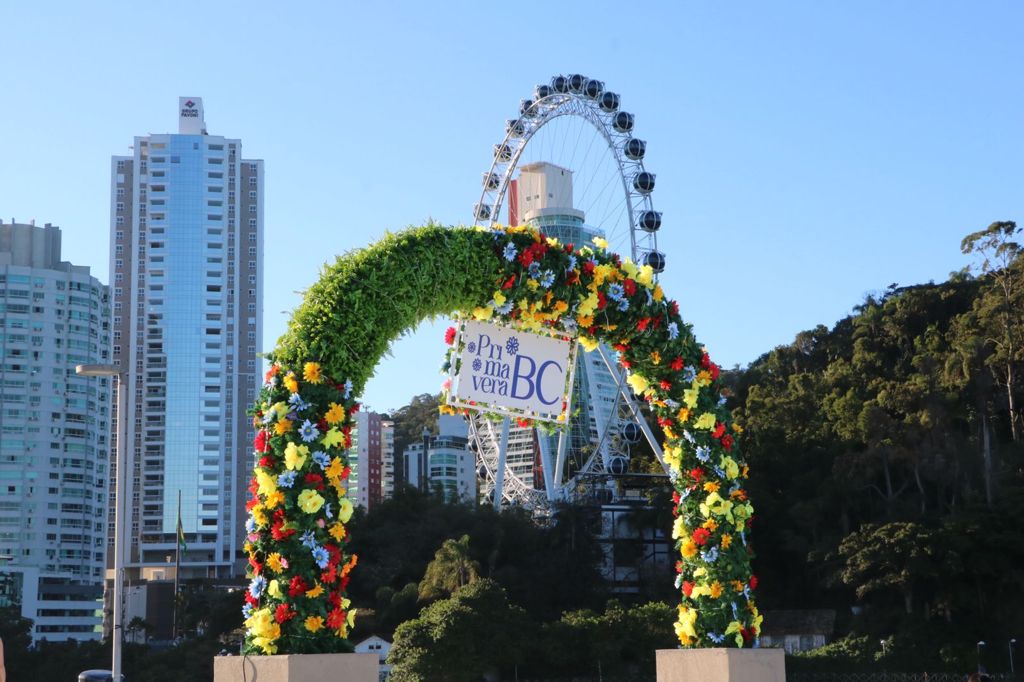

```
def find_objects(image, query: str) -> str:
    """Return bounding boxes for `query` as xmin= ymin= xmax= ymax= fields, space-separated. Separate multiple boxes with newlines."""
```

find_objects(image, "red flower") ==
xmin=244 ymin=591 xmax=258 ymax=606
xmin=258 ymin=456 xmax=274 ymax=468
xmin=350 ymin=403 xmax=360 ymax=414
xmin=682 ymin=581 xmax=695 ymax=598
xmin=254 ymin=430 xmax=268 ymax=453
xmin=305 ymin=473 xmax=325 ymax=490
xmin=636 ymin=317 xmax=652 ymax=332
xmin=741 ymin=627 xmax=754 ymax=643
xmin=321 ymin=564 xmax=338 ymax=584
xmin=564 ymin=243 xmax=575 ymax=253
xmin=317 ymin=417 xmax=329 ymax=432
xmin=582 ymin=260 xmax=595 ymax=276
xmin=620 ymin=359 xmax=631 ymax=369
xmin=712 ymin=423 xmax=726 ymax=439
xmin=613 ymin=343 xmax=629 ymax=353
xmin=749 ymin=575 xmax=759 ymax=590
xmin=341 ymin=466 xmax=352 ymax=481
xmin=597 ymin=291 xmax=607 ymax=310
xmin=516 ymin=417 xmax=532 ymax=428
xmin=672 ymin=491 xmax=681 ymax=504
xmin=502 ymin=275 xmax=516 ymax=290
xmin=670 ymin=301 xmax=679 ymax=315
xmin=623 ymin=279 xmax=636 ymax=297
xmin=518 ymin=250 xmax=534 ymax=267
xmin=660 ymin=380 xmax=672 ymax=391
xmin=670 ymin=357 xmax=684 ymax=371
xmin=565 ymin=270 xmax=579 ymax=285
xmin=689 ymin=467 xmax=704 ymax=482
xmin=721 ymin=434 xmax=734 ymax=451
xmin=444 ymin=327 xmax=457 ymax=345
xmin=288 ymin=576 xmax=308 ymax=597
xmin=701 ymin=352 xmax=711 ymax=369
xmin=274 ymin=603 xmax=296 ymax=624
xmin=249 ymin=555 xmax=263 ymax=573
xmin=326 ymin=607 xmax=346 ymax=630
xmin=709 ymin=363 xmax=720 ymax=381
xmin=692 ymin=527 xmax=711 ymax=546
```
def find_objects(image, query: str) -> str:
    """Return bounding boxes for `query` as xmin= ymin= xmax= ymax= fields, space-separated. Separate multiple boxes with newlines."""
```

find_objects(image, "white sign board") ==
xmin=178 ymin=96 xmax=205 ymax=135
xmin=448 ymin=320 xmax=577 ymax=423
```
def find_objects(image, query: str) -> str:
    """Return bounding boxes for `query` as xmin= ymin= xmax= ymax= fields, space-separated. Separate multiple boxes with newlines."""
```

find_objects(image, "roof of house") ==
xmin=760 ymin=610 xmax=836 ymax=636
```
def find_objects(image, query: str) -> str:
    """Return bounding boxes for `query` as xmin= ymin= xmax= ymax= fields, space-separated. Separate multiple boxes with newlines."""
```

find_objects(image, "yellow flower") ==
xmin=576 ymin=314 xmax=594 ymax=328
xmin=251 ymin=636 xmax=279 ymax=654
xmin=271 ymin=401 xmax=290 ymax=420
xmin=306 ymin=583 xmax=325 ymax=599
xmin=592 ymin=236 xmax=609 ymax=250
xmin=322 ymin=427 xmax=345 ymax=449
xmin=578 ymin=336 xmax=599 ymax=353
xmin=626 ymin=373 xmax=649 ymax=395
xmin=694 ymin=413 xmax=717 ymax=430
xmin=493 ymin=291 xmax=506 ymax=306
xmin=329 ymin=522 xmax=347 ymax=542
xmin=303 ymin=362 xmax=323 ymax=384
xmin=672 ymin=517 xmax=686 ymax=540
xmin=472 ymin=306 xmax=494 ymax=320
xmin=251 ymin=506 xmax=268 ymax=527
xmin=652 ymin=283 xmax=664 ymax=301
xmin=266 ymin=553 xmax=284 ymax=573
xmin=255 ymin=469 xmax=278 ymax=497
xmin=702 ymin=518 xmax=718 ymax=531
xmin=325 ymin=402 xmax=345 ymax=425
xmin=553 ymin=300 xmax=568 ymax=314
xmin=663 ymin=446 xmax=682 ymax=471
xmin=731 ymin=579 xmax=745 ymax=593
xmin=650 ymin=350 xmax=661 ymax=365
xmin=298 ymin=489 xmax=325 ymax=514
xmin=703 ymin=481 xmax=720 ymax=493
xmin=338 ymin=497 xmax=354 ymax=524
xmin=577 ymin=292 xmax=599 ymax=317
xmin=284 ymin=442 xmax=309 ymax=471
xmin=267 ymin=579 xmax=283 ymax=599
xmin=264 ymin=490 xmax=285 ymax=509
xmin=732 ymin=422 xmax=744 ymax=434
xmin=546 ymin=236 xmax=560 ymax=248
xmin=677 ymin=407 xmax=691 ymax=423
xmin=720 ymin=456 xmax=740 ymax=480
xmin=637 ymin=265 xmax=655 ymax=289
xmin=274 ymin=418 xmax=293 ymax=436
xmin=721 ymin=534 xmax=733 ymax=549
xmin=697 ymin=370 xmax=712 ymax=386
xmin=683 ymin=387 xmax=700 ymax=409
xmin=709 ymin=581 xmax=723 ymax=599
xmin=681 ymin=539 xmax=698 ymax=558
xmin=283 ymin=372 xmax=299 ymax=393
xmin=325 ymin=456 xmax=344 ymax=481
xmin=675 ymin=605 xmax=698 ymax=645
xmin=304 ymin=616 xmax=324 ymax=633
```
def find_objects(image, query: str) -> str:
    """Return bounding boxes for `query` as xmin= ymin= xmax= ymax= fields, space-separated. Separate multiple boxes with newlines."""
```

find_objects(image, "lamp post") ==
xmin=1010 ymin=638 xmax=1017 ymax=675
xmin=977 ymin=640 xmax=986 ymax=674
xmin=77 ymin=364 xmax=124 ymax=682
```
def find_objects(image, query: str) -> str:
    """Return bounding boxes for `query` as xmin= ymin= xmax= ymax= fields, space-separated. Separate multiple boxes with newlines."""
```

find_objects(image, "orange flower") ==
xmin=303 ymin=362 xmax=323 ymax=385
xmin=274 ymin=419 xmax=293 ymax=436
xmin=325 ymin=402 xmax=345 ymax=425
xmin=721 ymin=534 xmax=733 ymax=549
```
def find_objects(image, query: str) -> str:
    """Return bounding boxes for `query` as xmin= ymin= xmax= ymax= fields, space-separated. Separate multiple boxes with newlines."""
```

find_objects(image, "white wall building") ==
xmin=0 ymin=221 xmax=110 ymax=642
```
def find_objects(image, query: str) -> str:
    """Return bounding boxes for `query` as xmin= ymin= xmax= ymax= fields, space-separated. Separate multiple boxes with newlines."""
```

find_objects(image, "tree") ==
xmin=388 ymin=580 xmax=530 ymax=681
xmin=961 ymin=220 xmax=1024 ymax=441
xmin=418 ymin=534 xmax=481 ymax=602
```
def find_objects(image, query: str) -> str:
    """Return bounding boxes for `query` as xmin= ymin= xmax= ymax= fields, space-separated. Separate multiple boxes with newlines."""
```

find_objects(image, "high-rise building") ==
xmin=347 ymin=411 xmax=384 ymax=510
xmin=109 ymin=97 xmax=263 ymax=583
xmin=0 ymin=220 xmax=111 ymax=642
xmin=380 ymin=420 xmax=395 ymax=501
xmin=404 ymin=415 xmax=476 ymax=503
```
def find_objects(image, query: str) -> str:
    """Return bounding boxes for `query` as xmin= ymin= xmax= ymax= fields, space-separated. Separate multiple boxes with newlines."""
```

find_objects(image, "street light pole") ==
xmin=977 ymin=640 xmax=986 ymax=674
xmin=77 ymin=365 xmax=125 ymax=682
xmin=1010 ymin=638 xmax=1017 ymax=675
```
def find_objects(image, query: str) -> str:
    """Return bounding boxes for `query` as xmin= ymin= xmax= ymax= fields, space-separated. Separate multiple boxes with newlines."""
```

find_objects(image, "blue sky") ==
xmin=2 ymin=1 xmax=1021 ymax=413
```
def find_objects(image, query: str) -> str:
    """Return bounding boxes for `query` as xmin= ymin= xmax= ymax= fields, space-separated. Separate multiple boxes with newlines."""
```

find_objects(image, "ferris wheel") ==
xmin=469 ymin=74 xmax=668 ymax=513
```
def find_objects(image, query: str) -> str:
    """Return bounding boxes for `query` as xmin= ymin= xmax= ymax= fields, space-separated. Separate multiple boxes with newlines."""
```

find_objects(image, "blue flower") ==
xmin=701 ymin=547 xmax=719 ymax=563
xmin=683 ymin=430 xmax=695 ymax=444
xmin=248 ymin=575 xmax=266 ymax=599
xmin=731 ymin=602 xmax=739 ymax=619
xmin=262 ymin=411 xmax=275 ymax=425
xmin=299 ymin=420 xmax=320 ymax=443
xmin=277 ymin=470 xmax=297 ymax=488
xmin=343 ymin=379 xmax=353 ymax=399
xmin=312 ymin=450 xmax=330 ymax=469
xmin=667 ymin=322 xmax=679 ymax=340
xmin=494 ymin=301 xmax=513 ymax=315
xmin=288 ymin=393 xmax=310 ymax=411
xmin=503 ymin=242 xmax=517 ymax=261
xmin=607 ymin=283 xmax=625 ymax=301
xmin=683 ymin=367 xmax=697 ymax=383
xmin=528 ymin=262 xmax=541 ymax=278
xmin=311 ymin=545 xmax=329 ymax=569
xmin=713 ymin=465 xmax=725 ymax=478
xmin=740 ymin=531 xmax=747 ymax=547
xmin=300 ymin=530 xmax=317 ymax=548
xmin=539 ymin=270 xmax=555 ymax=289
xmin=245 ymin=517 xmax=256 ymax=533
xmin=617 ymin=298 xmax=630 ymax=312
xmin=680 ymin=487 xmax=692 ymax=500
xmin=287 ymin=411 xmax=299 ymax=422
xmin=566 ymin=255 xmax=578 ymax=271
xmin=718 ymin=394 xmax=728 ymax=406
xmin=323 ymin=503 xmax=333 ymax=519
xmin=696 ymin=446 xmax=711 ymax=462
xmin=708 ymin=632 xmax=726 ymax=644
xmin=242 ymin=603 xmax=254 ymax=619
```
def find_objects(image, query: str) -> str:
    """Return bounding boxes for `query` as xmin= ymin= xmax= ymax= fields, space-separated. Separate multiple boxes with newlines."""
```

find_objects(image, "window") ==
xmin=248 ymin=191 xmax=257 ymax=199
xmin=248 ymin=177 xmax=257 ymax=187
xmin=117 ymin=188 xmax=125 ymax=198
xmin=116 ymin=202 xmax=124 ymax=212
xmin=248 ymin=218 xmax=257 ymax=228
xmin=248 ymin=233 xmax=256 ymax=242
xmin=248 ymin=247 xmax=256 ymax=256
xmin=248 ymin=204 xmax=256 ymax=213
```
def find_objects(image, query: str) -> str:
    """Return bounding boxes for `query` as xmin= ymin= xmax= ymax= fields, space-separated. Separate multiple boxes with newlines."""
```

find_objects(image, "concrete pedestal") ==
xmin=656 ymin=648 xmax=786 ymax=681
xmin=213 ymin=653 xmax=379 ymax=682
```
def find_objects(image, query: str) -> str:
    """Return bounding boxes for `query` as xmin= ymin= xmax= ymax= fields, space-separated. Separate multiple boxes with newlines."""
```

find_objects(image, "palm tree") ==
xmin=418 ymin=534 xmax=481 ymax=602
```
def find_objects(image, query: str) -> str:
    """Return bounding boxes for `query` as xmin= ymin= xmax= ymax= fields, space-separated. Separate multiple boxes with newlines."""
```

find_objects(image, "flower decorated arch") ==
xmin=242 ymin=224 xmax=761 ymax=655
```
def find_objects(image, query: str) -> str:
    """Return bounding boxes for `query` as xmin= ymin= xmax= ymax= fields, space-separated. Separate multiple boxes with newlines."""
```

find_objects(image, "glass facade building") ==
xmin=109 ymin=98 xmax=263 ymax=580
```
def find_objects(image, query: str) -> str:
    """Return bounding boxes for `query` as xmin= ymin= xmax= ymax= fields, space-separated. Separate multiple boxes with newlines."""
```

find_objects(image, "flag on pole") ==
xmin=176 ymin=499 xmax=187 ymax=554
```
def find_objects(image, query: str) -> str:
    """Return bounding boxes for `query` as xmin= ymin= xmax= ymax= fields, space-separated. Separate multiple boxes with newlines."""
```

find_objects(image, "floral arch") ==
xmin=241 ymin=224 xmax=762 ymax=655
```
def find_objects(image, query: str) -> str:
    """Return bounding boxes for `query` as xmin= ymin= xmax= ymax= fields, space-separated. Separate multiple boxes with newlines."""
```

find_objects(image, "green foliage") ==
xmin=387 ymin=579 xmax=531 ymax=682
xmin=418 ymin=534 xmax=481 ymax=602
